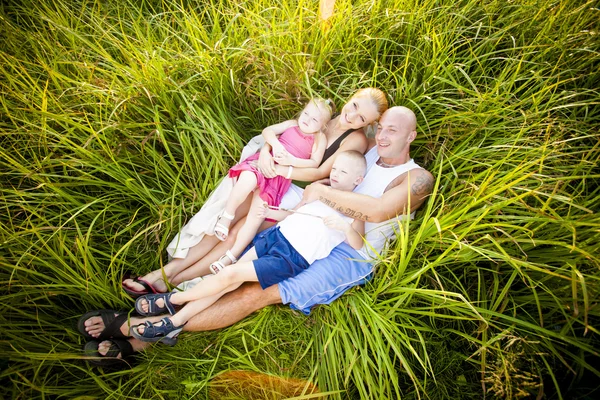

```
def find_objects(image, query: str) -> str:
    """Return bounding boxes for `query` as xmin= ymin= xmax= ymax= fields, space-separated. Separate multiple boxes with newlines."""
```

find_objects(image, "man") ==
xmin=81 ymin=106 xmax=434 ymax=362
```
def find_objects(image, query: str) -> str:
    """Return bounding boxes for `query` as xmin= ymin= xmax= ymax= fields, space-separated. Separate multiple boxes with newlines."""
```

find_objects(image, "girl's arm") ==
xmin=273 ymin=130 xmax=368 ymax=181
xmin=262 ymin=120 xmax=298 ymax=155
xmin=274 ymin=132 xmax=327 ymax=169
xmin=323 ymin=214 xmax=364 ymax=250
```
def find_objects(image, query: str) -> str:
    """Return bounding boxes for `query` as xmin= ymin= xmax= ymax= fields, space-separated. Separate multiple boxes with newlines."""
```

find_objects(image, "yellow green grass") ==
xmin=1 ymin=0 xmax=599 ymax=398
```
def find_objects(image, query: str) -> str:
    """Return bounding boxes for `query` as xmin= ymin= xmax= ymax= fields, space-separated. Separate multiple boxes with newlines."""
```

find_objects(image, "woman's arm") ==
xmin=274 ymin=130 xmax=369 ymax=181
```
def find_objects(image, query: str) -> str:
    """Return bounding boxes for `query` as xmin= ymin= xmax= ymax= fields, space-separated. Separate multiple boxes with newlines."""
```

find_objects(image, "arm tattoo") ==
xmin=411 ymin=174 xmax=434 ymax=196
xmin=320 ymin=196 xmax=370 ymax=221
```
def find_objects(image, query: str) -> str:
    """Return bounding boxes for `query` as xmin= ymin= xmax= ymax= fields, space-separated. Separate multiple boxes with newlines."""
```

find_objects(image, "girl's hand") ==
xmin=273 ymin=152 xmax=296 ymax=166
xmin=256 ymin=150 xmax=277 ymax=178
xmin=323 ymin=214 xmax=350 ymax=233
xmin=271 ymin=141 xmax=287 ymax=158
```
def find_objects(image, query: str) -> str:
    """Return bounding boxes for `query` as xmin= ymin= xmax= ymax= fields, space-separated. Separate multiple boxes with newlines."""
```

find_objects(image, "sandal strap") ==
xmin=106 ymin=339 xmax=135 ymax=358
xmin=98 ymin=312 xmax=128 ymax=340
xmin=224 ymin=250 xmax=237 ymax=264
xmin=221 ymin=211 xmax=235 ymax=220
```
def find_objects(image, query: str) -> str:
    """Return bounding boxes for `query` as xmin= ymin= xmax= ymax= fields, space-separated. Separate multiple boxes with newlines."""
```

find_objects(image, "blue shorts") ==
xmin=278 ymin=242 xmax=374 ymax=315
xmin=252 ymin=226 xmax=310 ymax=290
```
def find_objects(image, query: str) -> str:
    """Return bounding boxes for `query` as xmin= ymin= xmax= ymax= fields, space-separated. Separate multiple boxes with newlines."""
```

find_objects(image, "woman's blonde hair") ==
xmin=351 ymin=88 xmax=388 ymax=117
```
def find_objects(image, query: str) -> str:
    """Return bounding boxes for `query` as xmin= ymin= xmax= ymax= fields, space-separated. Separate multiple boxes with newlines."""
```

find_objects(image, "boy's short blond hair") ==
xmin=336 ymin=150 xmax=367 ymax=176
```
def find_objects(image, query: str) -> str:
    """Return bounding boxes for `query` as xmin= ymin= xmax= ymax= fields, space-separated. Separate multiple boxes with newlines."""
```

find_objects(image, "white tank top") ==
xmin=354 ymin=147 xmax=422 ymax=258
xmin=278 ymin=201 xmax=353 ymax=264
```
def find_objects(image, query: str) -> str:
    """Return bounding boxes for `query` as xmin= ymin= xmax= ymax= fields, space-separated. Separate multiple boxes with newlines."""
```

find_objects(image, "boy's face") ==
xmin=329 ymin=156 xmax=364 ymax=191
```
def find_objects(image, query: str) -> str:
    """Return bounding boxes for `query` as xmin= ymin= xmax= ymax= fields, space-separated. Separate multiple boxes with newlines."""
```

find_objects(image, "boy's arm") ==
xmin=323 ymin=214 xmax=364 ymax=250
xmin=345 ymin=219 xmax=365 ymax=250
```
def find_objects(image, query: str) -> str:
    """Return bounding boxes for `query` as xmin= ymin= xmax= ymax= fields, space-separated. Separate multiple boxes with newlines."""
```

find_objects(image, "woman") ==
xmin=122 ymin=88 xmax=388 ymax=294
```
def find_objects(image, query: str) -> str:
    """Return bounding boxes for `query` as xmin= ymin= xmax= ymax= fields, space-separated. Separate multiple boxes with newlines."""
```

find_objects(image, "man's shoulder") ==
xmin=384 ymin=167 xmax=434 ymax=197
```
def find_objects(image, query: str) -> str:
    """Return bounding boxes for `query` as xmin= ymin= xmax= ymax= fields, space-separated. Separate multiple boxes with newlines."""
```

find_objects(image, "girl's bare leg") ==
xmin=226 ymin=191 xmax=269 ymax=263
xmin=217 ymin=171 xmax=258 ymax=237
xmin=122 ymin=192 xmax=253 ymax=292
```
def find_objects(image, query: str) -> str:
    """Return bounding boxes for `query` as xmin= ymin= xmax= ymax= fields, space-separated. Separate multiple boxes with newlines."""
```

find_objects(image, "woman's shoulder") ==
xmin=340 ymin=129 xmax=369 ymax=152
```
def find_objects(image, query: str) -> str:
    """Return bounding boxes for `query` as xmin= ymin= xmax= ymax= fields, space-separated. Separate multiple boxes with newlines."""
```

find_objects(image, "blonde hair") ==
xmin=312 ymin=97 xmax=336 ymax=120
xmin=336 ymin=150 xmax=367 ymax=176
xmin=351 ymin=88 xmax=388 ymax=117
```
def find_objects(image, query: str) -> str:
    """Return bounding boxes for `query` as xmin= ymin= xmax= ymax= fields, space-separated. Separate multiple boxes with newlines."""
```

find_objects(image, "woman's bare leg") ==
xmin=122 ymin=193 xmax=253 ymax=292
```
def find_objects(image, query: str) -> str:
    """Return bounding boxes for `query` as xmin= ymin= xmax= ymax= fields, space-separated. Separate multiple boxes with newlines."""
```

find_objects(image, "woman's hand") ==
xmin=256 ymin=149 xmax=277 ymax=178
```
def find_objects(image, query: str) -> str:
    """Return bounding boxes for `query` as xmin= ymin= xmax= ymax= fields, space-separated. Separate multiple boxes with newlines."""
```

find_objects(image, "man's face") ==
xmin=375 ymin=111 xmax=416 ymax=159
xmin=329 ymin=155 xmax=364 ymax=191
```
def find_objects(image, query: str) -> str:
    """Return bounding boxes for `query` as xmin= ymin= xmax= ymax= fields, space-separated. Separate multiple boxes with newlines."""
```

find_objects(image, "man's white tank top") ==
xmin=354 ymin=146 xmax=422 ymax=258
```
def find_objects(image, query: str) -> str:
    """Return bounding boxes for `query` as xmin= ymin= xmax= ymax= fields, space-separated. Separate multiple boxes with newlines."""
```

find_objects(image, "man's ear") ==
xmin=407 ymin=130 xmax=417 ymax=144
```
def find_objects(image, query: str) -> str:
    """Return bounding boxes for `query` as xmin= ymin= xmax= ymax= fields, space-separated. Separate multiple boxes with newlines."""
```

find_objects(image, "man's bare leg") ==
xmin=122 ymin=195 xmax=253 ymax=292
xmin=84 ymin=282 xmax=283 ymax=356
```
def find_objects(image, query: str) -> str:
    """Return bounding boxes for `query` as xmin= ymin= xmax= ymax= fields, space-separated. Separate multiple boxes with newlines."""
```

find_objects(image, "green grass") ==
xmin=1 ymin=0 xmax=599 ymax=398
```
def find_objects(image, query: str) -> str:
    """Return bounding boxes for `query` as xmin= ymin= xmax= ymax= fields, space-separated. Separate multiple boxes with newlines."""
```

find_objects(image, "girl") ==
xmin=207 ymin=98 xmax=335 ymax=273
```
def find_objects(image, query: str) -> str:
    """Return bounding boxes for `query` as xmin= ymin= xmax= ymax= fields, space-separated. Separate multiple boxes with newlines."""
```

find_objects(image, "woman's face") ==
xmin=339 ymin=96 xmax=380 ymax=130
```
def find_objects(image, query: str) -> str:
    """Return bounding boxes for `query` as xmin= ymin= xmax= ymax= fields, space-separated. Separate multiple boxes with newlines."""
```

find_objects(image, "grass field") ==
xmin=1 ymin=0 xmax=599 ymax=398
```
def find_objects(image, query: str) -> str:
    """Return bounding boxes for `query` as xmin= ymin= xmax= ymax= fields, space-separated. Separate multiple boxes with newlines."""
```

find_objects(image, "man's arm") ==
xmin=303 ymin=168 xmax=434 ymax=223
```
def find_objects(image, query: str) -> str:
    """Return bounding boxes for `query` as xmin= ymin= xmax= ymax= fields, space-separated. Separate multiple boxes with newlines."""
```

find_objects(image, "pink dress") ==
xmin=229 ymin=126 xmax=315 ymax=206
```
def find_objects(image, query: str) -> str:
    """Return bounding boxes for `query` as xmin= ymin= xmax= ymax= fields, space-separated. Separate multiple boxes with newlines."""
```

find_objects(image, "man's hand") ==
xmin=323 ymin=213 xmax=351 ymax=233
xmin=302 ymin=181 xmax=327 ymax=204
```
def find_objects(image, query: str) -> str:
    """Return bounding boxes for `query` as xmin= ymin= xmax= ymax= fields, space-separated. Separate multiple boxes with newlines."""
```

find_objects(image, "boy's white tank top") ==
xmin=354 ymin=146 xmax=422 ymax=258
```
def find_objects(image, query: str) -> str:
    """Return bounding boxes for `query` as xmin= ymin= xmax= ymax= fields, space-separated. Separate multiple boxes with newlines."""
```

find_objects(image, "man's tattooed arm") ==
xmin=411 ymin=172 xmax=434 ymax=197
xmin=319 ymin=196 xmax=370 ymax=221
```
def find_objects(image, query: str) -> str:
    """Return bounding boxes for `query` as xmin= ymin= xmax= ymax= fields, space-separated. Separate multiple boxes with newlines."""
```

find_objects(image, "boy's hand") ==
xmin=323 ymin=214 xmax=350 ymax=232
xmin=255 ymin=202 xmax=270 ymax=219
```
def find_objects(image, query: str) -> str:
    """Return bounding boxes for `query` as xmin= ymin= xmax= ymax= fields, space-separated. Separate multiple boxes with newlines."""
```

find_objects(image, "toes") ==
xmin=123 ymin=279 xmax=145 ymax=291
xmin=98 ymin=341 xmax=121 ymax=359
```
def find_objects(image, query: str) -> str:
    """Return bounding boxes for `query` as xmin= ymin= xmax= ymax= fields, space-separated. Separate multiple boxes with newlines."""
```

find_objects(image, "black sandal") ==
xmin=83 ymin=339 xmax=135 ymax=367
xmin=77 ymin=309 xmax=129 ymax=340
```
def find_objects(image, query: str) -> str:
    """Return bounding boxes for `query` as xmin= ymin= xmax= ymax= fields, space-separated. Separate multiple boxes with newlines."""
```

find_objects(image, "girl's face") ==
xmin=297 ymin=101 xmax=329 ymax=134
xmin=339 ymin=96 xmax=380 ymax=130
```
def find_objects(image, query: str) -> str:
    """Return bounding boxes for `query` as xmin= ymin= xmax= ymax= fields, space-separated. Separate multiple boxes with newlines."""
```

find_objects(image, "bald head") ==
xmin=383 ymin=106 xmax=417 ymax=132
xmin=375 ymin=106 xmax=418 ymax=163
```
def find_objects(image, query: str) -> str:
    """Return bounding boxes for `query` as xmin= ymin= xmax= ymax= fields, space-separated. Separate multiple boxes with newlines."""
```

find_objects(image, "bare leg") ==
xmin=225 ymin=191 xmax=268 ymax=265
xmin=170 ymin=217 xmax=276 ymax=285
xmin=216 ymin=171 xmax=258 ymax=239
xmin=137 ymin=249 xmax=260 ymax=316
xmin=122 ymin=193 xmax=253 ymax=292
xmin=86 ymin=282 xmax=283 ymax=354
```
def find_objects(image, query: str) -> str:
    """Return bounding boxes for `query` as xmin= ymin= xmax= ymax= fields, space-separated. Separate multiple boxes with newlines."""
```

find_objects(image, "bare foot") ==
xmin=84 ymin=313 xmax=131 ymax=338
xmin=97 ymin=340 xmax=122 ymax=358
xmin=122 ymin=271 xmax=169 ymax=293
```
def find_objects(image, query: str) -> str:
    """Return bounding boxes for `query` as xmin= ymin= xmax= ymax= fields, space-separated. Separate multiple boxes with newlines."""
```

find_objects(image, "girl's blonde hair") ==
xmin=351 ymin=88 xmax=388 ymax=117
xmin=313 ymin=97 xmax=336 ymax=120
